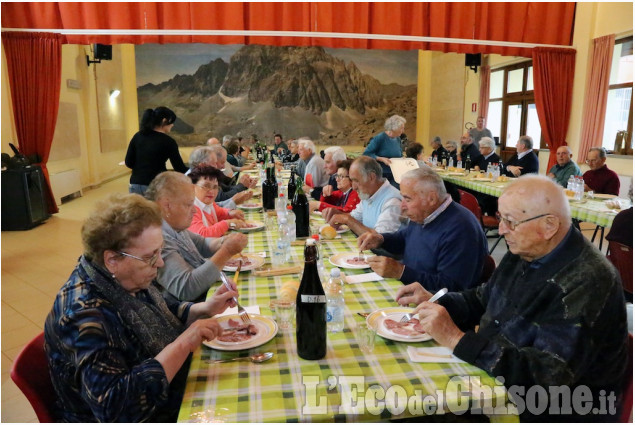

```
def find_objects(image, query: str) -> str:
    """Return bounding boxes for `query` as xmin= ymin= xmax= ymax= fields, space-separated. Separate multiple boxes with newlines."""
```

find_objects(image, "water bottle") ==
xmin=326 ymin=268 xmax=345 ymax=333
xmin=456 ymin=159 xmax=463 ymax=169
xmin=276 ymin=193 xmax=287 ymax=221
xmin=286 ymin=205 xmax=296 ymax=242
xmin=277 ymin=217 xmax=291 ymax=262
xmin=575 ymin=177 xmax=584 ymax=201
xmin=567 ymin=176 xmax=574 ymax=191
xmin=447 ymin=157 xmax=454 ymax=169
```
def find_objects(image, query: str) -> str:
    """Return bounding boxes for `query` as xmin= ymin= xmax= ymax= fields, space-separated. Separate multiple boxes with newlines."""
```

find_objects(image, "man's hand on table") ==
xmin=326 ymin=212 xmax=349 ymax=227
xmin=413 ymin=302 xmax=465 ymax=350
xmin=322 ymin=207 xmax=341 ymax=222
xmin=367 ymin=256 xmax=404 ymax=279
xmin=232 ymin=191 xmax=252 ymax=205
xmin=507 ymin=166 xmax=523 ymax=177
xmin=395 ymin=282 xmax=431 ymax=306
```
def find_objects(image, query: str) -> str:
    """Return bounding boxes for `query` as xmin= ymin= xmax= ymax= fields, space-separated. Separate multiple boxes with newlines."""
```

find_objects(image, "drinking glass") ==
xmin=354 ymin=323 xmax=376 ymax=354
xmin=271 ymin=299 xmax=295 ymax=330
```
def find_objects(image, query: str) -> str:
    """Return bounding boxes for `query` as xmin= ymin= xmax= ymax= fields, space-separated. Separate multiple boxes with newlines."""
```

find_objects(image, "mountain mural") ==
xmin=137 ymin=45 xmax=417 ymax=146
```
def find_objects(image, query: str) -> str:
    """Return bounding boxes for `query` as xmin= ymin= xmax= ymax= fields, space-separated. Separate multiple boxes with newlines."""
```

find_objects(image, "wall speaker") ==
xmin=465 ymin=53 xmax=481 ymax=73
xmin=94 ymin=44 xmax=112 ymax=60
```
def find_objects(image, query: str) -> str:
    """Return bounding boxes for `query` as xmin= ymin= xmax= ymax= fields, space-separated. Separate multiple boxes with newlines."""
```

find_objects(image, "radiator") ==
xmin=50 ymin=169 xmax=82 ymax=204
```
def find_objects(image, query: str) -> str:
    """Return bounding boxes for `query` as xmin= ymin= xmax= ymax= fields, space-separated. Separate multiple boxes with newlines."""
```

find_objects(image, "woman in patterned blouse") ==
xmin=44 ymin=193 xmax=239 ymax=422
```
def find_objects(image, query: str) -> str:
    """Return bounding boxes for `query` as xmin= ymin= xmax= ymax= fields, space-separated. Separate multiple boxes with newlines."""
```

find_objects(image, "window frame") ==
xmin=604 ymin=36 xmax=633 ymax=156
xmin=488 ymin=61 xmax=546 ymax=150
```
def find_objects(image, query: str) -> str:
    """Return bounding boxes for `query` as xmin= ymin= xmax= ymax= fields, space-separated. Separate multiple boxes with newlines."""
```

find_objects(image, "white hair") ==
xmin=324 ymin=146 xmax=347 ymax=163
xmin=297 ymin=137 xmax=316 ymax=154
xmin=384 ymin=115 xmax=406 ymax=132
xmin=401 ymin=168 xmax=447 ymax=199
xmin=478 ymin=137 xmax=496 ymax=151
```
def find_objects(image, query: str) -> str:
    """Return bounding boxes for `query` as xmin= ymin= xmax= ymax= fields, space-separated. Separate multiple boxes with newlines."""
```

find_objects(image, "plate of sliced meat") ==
xmin=239 ymin=203 xmax=263 ymax=211
xmin=366 ymin=307 xmax=433 ymax=343
xmin=329 ymin=253 xmax=371 ymax=269
xmin=236 ymin=220 xmax=265 ymax=233
xmin=203 ymin=314 xmax=278 ymax=351
xmin=223 ymin=253 xmax=266 ymax=272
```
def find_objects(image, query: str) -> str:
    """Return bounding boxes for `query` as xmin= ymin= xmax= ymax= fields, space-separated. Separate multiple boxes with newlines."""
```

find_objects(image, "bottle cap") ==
xmin=287 ymin=205 xmax=293 ymax=210
xmin=279 ymin=193 xmax=284 ymax=197
xmin=311 ymin=234 xmax=320 ymax=241
xmin=330 ymin=268 xmax=341 ymax=277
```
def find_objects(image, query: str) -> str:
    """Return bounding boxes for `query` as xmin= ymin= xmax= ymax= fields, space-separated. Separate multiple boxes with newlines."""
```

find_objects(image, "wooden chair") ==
xmin=458 ymin=189 xmax=505 ymax=254
xmin=607 ymin=241 xmax=633 ymax=301
xmin=10 ymin=332 xmax=57 ymax=422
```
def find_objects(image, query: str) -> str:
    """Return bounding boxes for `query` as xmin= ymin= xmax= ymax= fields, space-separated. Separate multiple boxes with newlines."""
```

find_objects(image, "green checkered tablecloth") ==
xmin=440 ymin=174 xmax=623 ymax=228
xmin=178 ymin=210 xmax=516 ymax=422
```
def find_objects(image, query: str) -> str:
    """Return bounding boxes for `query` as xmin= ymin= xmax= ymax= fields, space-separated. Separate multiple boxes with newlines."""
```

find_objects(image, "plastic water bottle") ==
xmin=575 ymin=177 xmax=584 ymax=201
xmin=447 ymin=157 xmax=454 ymax=169
xmin=286 ymin=205 xmax=296 ymax=242
xmin=456 ymin=159 xmax=463 ymax=169
xmin=567 ymin=175 xmax=575 ymax=191
xmin=272 ymin=217 xmax=291 ymax=265
xmin=326 ymin=268 xmax=345 ymax=333
xmin=276 ymin=193 xmax=287 ymax=221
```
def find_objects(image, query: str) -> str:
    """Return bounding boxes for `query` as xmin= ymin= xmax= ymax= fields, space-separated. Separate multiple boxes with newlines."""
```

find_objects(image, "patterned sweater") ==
xmin=442 ymin=228 xmax=628 ymax=421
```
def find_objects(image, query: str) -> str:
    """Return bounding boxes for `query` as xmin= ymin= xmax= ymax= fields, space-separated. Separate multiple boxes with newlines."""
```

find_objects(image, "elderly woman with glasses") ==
xmin=147 ymin=171 xmax=248 ymax=302
xmin=44 ymin=193 xmax=239 ymax=422
xmin=309 ymin=159 xmax=360 ymax=213
xmin=188 ymin=165 xmax=246 ymax=238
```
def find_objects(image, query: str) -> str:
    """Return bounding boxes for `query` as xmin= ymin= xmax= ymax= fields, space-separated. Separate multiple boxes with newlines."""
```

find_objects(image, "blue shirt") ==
xmin=381 ymin=201 xmax=488 ymax=291
xmin=363 ymin=131 xmax=403 ymax=174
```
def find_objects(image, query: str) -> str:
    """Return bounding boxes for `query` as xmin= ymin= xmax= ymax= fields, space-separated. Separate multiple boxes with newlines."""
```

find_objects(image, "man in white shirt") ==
xmin=298 ymin=137 xmax=330 ymax=196
xmin=324 ymin=156 xmax=402 ymax=235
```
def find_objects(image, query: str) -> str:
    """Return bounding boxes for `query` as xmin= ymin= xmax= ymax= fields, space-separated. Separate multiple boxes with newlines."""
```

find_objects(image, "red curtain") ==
xmin=578 ymin=35 xmax=615 ymax=163
xmin=1 ymin=2 xmax=576 ymax=57
xmin=2 ymin=32 xmax=62 ymax=214
xmin=532 ymin=47 xmax=576 ymax=171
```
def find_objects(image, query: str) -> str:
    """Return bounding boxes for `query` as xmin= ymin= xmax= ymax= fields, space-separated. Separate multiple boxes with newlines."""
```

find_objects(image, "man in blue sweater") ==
xmin=358 ymin=168 xmax=487 ymax=292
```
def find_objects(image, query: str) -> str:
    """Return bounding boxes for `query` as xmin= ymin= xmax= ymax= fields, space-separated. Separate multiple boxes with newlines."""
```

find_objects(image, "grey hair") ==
xmin=353 ymin=156 xmax=383 ymax=181
xmin=288 ymin=139 xmax=298 ymax=148
xmin=401 ymin=168 xmax=447 ymax=199
xmin=384 ymin=115 xmax=406 ymax=132
xmin=479 ymin=137 xmax=496 ymax=151
xmin=297 ymin=137 xmax=316 ymax=154
xmin=445 ymin=140 xmax=458 ymax=149
xmin=209 ymin=144 xmax=226 ymax=159
xmin=432 ymin=136 xmax=442 ymax=145
xmin=324 ymin=146 xmax=347 ymax=163
xmin=222 ymin=134 xmax=232 ymax=143
xmin=519 ymin=135 xmax=533 ymax=150
xmin=146 ymin=171 xmax=192 ymax=202
xmin=189 ymin=146 xmax=214 ymax=169
xmin=589 ymin=147 xmax=607 ymax=159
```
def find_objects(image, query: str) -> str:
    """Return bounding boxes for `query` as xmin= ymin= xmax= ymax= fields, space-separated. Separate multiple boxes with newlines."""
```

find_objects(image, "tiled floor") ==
xmin=0 ymin=174 xmax=610 ymax=422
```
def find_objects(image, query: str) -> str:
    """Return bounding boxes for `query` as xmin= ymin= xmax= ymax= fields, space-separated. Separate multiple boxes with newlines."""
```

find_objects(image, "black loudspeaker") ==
xmin=94 ymin=44 xmax=112 ymax=60
xmin=1 ymin=165 xmax=50 ymax=230
xmin=465 ymin=53 xmax=481 ymax=67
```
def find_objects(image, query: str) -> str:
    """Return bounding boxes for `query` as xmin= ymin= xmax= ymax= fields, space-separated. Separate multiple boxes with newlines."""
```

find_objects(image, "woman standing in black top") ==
xmin=125 ymin=107 xmax=188 ymax=195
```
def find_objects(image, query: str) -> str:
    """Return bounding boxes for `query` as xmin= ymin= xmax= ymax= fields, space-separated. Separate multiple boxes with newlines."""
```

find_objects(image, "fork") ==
xmin=400 ymin=287 xmax=448 ymax=323
xmin=219 ymin=272 xmax=252 ymax=325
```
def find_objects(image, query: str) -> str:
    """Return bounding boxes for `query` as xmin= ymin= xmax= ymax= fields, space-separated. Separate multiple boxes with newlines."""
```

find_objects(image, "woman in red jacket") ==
xmin=188 ymin=165 xmax=246 ymax=237
xmin=310 ymin=159 xmax=360 ymax=213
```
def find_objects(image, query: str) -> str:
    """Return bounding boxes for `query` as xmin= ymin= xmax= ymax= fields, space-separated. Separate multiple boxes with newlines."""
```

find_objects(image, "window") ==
xmin=602 ymin=37 xmax=633 ymax=155
xmin=487 ymin=61 xmax=544 ymax=149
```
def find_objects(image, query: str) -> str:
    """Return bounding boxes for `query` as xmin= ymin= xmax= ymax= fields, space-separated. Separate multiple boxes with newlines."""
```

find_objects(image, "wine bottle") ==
xmin=292 ymin=177 xmax=310 ymax=238
xmin=465 ymin=154 xmax=472 ymax=172
xmin=262 ymin=165 xmax=277 ymax=210
xmin=296 ymin=238 xmax=326 ymax=360
xmin=287 ymin=169 xmax=297 ymax=201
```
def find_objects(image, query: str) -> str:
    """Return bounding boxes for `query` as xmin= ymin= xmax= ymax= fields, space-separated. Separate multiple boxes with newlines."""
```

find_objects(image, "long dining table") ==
xmin=438 ymin=170 xmax=625 ymax=229
xmin=177 ymin=203 xmax=517 ymax=423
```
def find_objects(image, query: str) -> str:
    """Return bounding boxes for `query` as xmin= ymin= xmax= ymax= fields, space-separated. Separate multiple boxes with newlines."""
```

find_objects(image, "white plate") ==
xmin=592 ymin=193 xmax=617 ymax=200
xmin=319 ymin=224 xmax=350 ymax=234
xmin=222 ymin=253 xmax=266 ymax=272
xmin=237 ymin=220 xmax=265 ymax=233
xmin=239 ymin=203 xmax=262 ymax=210
xmin=203 ymin=314 xmax=278 ymax=351
xmin=366 ymin=307 xmax=433 ymax=343
xmin=329 ymin=253 xmax=370 ymax=269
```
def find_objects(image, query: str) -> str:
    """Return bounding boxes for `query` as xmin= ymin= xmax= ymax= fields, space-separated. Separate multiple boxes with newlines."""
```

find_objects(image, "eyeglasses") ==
xmin=196 ymin=183 xmax=219 ymax=192
xmin=117 ymin=246 xmax=163 ymax=267
xmin=335 ymin=174 xmax=350 ymax=180
xmin=585 ymin=158 xmax=600 ymax=164
xmin=495 ymin=212 xmax=550 ymax=231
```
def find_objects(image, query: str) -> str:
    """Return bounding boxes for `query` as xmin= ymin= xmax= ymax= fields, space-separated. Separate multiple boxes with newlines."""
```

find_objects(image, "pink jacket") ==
xmin=188 ymin=203 xmax=232 ymax=238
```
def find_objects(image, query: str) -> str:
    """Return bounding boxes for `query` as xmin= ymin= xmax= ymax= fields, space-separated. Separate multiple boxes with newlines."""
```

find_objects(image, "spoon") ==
xmin=206 ymin=352 xmax=274 ymax=364
xmin=399 ymin=287 xmax=448 ymax=323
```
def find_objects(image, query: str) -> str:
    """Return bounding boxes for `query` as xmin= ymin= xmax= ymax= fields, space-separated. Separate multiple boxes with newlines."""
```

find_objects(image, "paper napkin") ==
xmin=345 ymin=272 xmax=383 ymax=284
xmin=407 ymin=346 xmax=466 ymax=363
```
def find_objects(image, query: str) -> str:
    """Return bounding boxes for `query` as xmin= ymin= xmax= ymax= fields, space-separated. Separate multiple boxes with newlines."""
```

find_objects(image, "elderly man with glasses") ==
xmin=583 ymin=147 xmax=620 ymax=195
xmin=396 ymin=175 xmax=628 ymax=422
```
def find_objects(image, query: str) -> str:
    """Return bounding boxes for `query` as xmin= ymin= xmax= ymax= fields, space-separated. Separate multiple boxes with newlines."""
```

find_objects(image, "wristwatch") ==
xmin=229 ymin=222 xmax=237 ymax=230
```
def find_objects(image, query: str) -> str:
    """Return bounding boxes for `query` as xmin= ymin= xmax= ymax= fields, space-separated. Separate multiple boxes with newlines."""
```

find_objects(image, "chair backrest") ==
xmin=479 ymin=255 xmax=496 ymax=283
xmin=457 ymin=189 xmax=482 ymax=222
xmin=607 ymin=241 xmax=633 ymax=296
xmin=10 ymin=332 xmax=57 ymax=423
xmin=620 ymin=333 xmax=633 ymax=423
